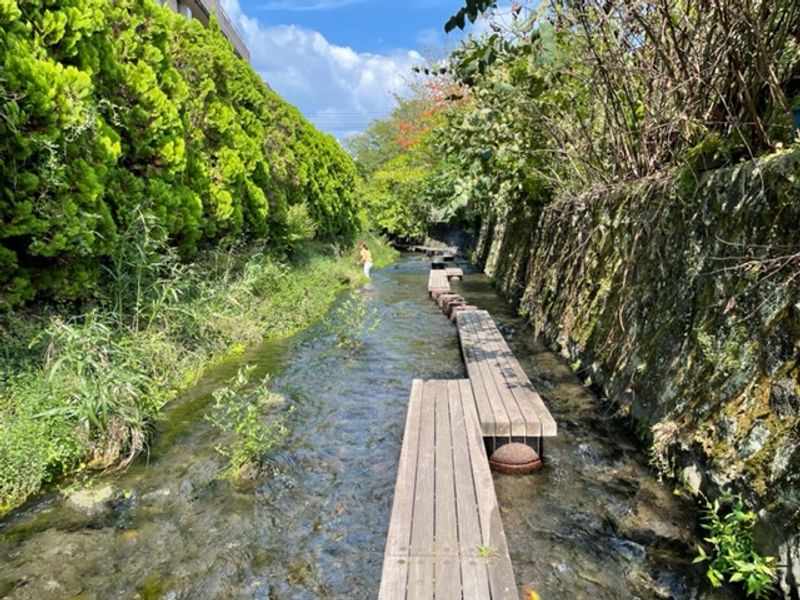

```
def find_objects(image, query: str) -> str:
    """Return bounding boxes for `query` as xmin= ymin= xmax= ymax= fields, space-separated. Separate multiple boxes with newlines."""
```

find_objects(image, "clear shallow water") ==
xmin=0 ymin=255 xmax=726 ymax=599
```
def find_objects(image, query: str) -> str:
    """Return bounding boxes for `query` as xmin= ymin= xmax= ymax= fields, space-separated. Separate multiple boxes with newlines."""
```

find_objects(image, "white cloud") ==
xmin=416 ymin=27 xmax=441 ymax=48
xmin=221 ymin=0 xmax=422 ymax=138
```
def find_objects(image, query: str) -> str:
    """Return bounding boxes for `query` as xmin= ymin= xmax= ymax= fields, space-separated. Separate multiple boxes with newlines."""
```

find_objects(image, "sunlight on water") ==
xmin=0 ymin=255 xmax=728 ymax=599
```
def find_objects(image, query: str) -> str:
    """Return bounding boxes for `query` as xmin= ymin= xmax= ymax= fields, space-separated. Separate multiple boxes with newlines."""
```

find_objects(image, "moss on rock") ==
xmin=477 ymin=149 xmax=800 ymax=578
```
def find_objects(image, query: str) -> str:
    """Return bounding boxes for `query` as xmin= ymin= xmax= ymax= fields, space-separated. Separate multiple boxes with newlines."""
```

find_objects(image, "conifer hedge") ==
xmin=0 ymin=0 xmax=358 ymax=308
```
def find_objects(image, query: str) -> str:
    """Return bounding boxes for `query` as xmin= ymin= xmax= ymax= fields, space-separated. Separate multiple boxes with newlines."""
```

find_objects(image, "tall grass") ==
xmin=206 ymin=366 xmax=290 ymax=480
xmin=0 ymin=227 xmax=396 ymax=514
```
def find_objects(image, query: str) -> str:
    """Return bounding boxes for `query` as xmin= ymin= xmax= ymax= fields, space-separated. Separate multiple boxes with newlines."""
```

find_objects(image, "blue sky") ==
xmin=248 ymin=0 xmax=457 ymax=54
xmin=220 ymin=0 xmax=479 ymax=138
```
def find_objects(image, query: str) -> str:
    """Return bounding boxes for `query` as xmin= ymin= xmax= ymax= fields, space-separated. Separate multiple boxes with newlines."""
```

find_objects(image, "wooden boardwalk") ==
xmin=378 ymin=263 xmax=559 ymax=597
xmin=445 ymin=267 xmax=464 ymax=280
xmin=410 ymin=244 xmax=459 ymax=256
xmin=456 ymin=310 xmax=557 ymax=451
xmin=379 ymin=380 xmax=517 ymax=600
xmin=428 ymin=269 xmax=451 ymax=295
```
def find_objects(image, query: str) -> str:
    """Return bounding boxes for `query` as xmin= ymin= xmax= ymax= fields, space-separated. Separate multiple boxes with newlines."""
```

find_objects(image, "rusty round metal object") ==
xmin=488 ymin=443 xmax=543 ymax=474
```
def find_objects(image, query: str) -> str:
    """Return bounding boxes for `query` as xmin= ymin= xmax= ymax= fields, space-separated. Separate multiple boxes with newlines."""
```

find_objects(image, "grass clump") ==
xmin=324 ymin=294 xmax=380 ymax=351
xmin=0 ymin=233 xmax=397 ymax=514
xmin=693 ymin=492 xmax=776 ymax=598
xmin=206 ymin=366 xmax=290 ymax=479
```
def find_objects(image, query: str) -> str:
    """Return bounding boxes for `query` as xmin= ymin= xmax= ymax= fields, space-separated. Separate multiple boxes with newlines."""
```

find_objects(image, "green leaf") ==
xmin=444 ymin=11 xmax=466 ymax=33
xmin=693 ymin=546 xmax=708 ymax=563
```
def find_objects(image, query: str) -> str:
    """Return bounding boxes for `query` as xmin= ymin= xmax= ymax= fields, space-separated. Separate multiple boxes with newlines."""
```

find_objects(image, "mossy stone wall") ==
xmin=478 ymin=150 xmax=800 ymax=594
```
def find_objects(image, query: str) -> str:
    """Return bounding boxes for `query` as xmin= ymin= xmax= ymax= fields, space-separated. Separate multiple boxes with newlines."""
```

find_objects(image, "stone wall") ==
xmin=477 ymin=150 xmax=800 ymax=596
xmin=424 ymin=223 xmax=477 ymax=256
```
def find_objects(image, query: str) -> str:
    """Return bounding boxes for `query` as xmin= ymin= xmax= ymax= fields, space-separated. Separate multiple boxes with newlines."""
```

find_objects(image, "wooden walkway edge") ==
xmin=428 ymin=269 xmax=450 ymax=295
xmin=456 ymin=310 xmax=557 ymax=451
xmin=379 ymin=380 xmax=517 ymax=600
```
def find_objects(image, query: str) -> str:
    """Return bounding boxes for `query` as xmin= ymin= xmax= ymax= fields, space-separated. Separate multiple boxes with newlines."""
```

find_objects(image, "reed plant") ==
xmin=0 ymin=231 xmax=397 ymax=513
xmin=206 ymin=366 xmax=290 ymax=479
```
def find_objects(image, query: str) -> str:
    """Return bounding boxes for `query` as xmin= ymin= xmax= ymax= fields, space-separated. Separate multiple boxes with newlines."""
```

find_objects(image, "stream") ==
xmin=0 ymin=254 xmax=729 ymax=599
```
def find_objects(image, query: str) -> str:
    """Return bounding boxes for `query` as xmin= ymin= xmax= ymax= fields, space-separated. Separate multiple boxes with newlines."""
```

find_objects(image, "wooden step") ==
xmin=379 ymin=379 xmax=517 ymax=600
xmin=456 ymin=310 xmax=557 ymax=447
xmin=428 ymin=269 xmax=450 ymax=296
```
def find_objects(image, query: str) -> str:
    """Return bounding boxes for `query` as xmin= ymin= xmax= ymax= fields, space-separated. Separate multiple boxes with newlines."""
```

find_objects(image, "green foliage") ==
xmin=683 ymin=134 xmax=733 ymax=176
xmin=475 ymin=544 xmax=499 ymax=563
xmin=0 ymin=236 xmax=395 ymax=514
xmin=283 ymin=203 xmax=317 ymax=254
xmin=345 ymin=118 xmax=405 ymax=179
xmin=0 ymin=0 xmax=358 ymax=309
xmin=445 ymin=0 xmax=497 ymax=33
xmin=324 ymin=293 xmax=379 ymax=350
xmin=0 ymin=370 xmax=84 ymax=512
xmin=693 ymin=492 xmax=776 ymax=597
xmin=364 ymin=154 xmax=433 ymax=240
xmin=35 ymin=313 xmax=164 ymax=454
xmin=363 ymin=0 xmax=799 ymax=240
xmin=102 ymin=205 xmax=190 ymax=332
xmin=349 ymin=94 xmax=459 ymax=240
xmin=206 ymin=366 xmax=290 ymax=479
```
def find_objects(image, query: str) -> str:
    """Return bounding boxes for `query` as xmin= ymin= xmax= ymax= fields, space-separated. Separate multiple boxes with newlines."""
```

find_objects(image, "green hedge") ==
xmin=0 ymin=0 xmax=358 ymax=308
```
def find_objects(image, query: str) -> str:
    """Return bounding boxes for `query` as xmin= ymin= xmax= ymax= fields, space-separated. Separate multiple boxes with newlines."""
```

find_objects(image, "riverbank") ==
xmin=0 ymin=235 xmax=396 ymax=515
xmin=473 ymin=149 xmax=800 ymax=595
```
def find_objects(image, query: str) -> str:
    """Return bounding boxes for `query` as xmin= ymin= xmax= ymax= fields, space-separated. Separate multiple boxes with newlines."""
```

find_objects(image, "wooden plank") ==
xmin=468 ymin=311 xmax=538 ymax=438
xmin=378 ymin=557 xmax=409 ymax=599
xmin=450 ymin=305 xmax=478 ymax=322
xmin=459 ymin=379 xmax=518 ymax=600
xmin=458 ymin=309 xmax=557 ymax=439
xmin=507 ymin=360 xmax=558 ymax=437
xmin=449 ymin=381 xmax=492 ymax=598
xmin=491 ymin=341 xmax=548 ymax=438
xmin=385 ymin=379 xmax=423 ymax=557
xmin=428 ymin=269 xmax=451 ymax=296
xmin=410 ymin=381 xmax=436 ymax=557
xmin=407 ymin=556 xmax=434 ymax=599
xmin=462 ymin=311 xmax=527 ymax=438
xmin=435 ymin=381 xmax=458 ymax=557
xmin=381 ymin=379 xmax=517 ymax=599
xmin=435 ymin=556 xmax=462 ymax=600
xmin=460 ymin=556 xmax=491 ymax=600
xmin=456 ymin=313 xmax=499 ymax=437
xmin=448 ymin=381 xmax=485 ymax=553
xmin=459 ymin=311 xmax=515 ymax=436
xmin=458 ymin=313 xmax=499 ymax=435
xmin=475 ymin=312 xmax=556 ymax=437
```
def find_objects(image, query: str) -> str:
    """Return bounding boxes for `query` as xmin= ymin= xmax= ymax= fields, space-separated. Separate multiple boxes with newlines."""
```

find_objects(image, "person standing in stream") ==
xmin=358 ymin=241 xmax=373 ymax=279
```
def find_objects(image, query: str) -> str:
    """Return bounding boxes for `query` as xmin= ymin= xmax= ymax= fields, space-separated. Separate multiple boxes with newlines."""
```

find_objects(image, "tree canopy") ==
xmin=355 ymin=0 xmax=800 ymax=239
